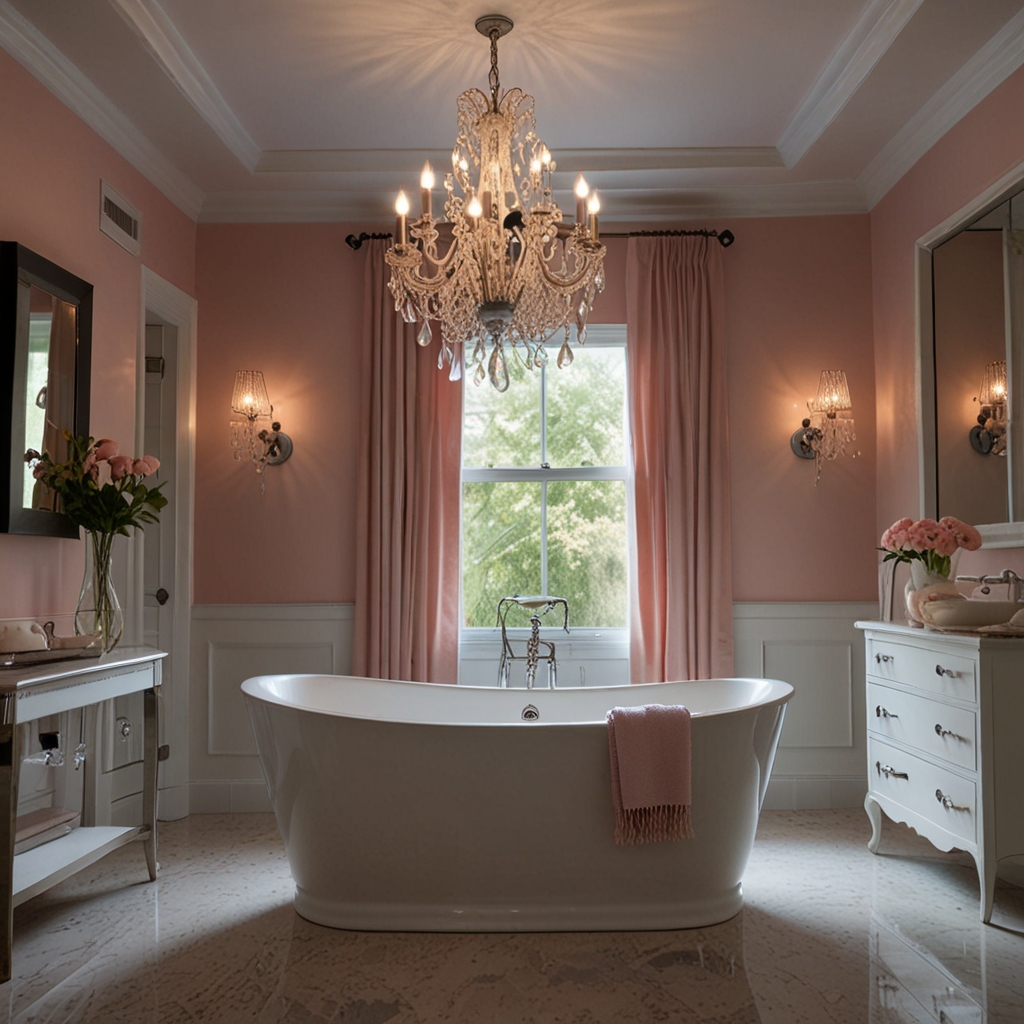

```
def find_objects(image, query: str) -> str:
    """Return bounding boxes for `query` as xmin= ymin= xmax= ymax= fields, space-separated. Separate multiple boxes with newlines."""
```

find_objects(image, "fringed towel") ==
xmin=606 ymin=704 xmax=693 ymax=845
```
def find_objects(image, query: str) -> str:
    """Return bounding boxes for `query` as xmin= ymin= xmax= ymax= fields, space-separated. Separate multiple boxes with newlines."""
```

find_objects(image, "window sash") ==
xmin=461 ymin=327 xmax=629 ymax=638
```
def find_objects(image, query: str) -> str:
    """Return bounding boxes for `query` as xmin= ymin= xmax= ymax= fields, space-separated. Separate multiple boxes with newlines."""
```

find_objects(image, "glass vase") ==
xmin=904 ymin=551 xmax=961 ymax=627
xmin=75 ymin=530 xmax=123 ymax=652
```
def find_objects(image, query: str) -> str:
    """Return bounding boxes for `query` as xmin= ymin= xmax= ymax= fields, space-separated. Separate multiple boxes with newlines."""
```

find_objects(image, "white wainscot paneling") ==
xmin=734 ymin=601 xmax=877 ymax=810
xmin=190 ymin=604 xmax=353 ymax=812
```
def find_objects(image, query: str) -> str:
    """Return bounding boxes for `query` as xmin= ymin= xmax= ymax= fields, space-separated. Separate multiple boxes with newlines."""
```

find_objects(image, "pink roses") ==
xmin=880 ymin=515 xmax=982 ymax=576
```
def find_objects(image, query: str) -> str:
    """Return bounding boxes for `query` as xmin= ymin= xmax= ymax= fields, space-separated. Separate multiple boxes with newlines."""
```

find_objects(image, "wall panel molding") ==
xmin=734 ymin=601 xmax=877 ymax=808
xmin=190 ymin=603 xmax=354 ymax=807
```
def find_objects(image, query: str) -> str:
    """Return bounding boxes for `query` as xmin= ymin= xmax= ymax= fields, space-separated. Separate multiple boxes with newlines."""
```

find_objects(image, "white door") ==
xmin=99 ymin=321 xmax=178 ymax=825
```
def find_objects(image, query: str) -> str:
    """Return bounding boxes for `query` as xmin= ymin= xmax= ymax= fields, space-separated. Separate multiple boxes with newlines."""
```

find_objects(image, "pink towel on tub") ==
xmin=606 ymin=704 xmax=693 ymax=845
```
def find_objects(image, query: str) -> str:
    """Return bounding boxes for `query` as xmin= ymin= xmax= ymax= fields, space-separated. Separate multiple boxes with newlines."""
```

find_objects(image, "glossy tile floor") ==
xmin=1 ymin=810 xmax=1022 ymax=1023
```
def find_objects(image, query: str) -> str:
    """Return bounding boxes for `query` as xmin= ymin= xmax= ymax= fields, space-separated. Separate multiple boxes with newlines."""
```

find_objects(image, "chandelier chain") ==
xmin=488 ymin=29 xmax=501 ymax=111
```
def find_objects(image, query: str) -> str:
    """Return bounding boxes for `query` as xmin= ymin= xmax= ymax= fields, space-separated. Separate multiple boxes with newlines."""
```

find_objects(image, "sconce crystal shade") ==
xmin=978 ymin=360 xmax=1007 ymax=407
xmin=231 ymin=370 xmax=272 ymax=420
xmin=808 ymin=369 xmax=853 ymax=417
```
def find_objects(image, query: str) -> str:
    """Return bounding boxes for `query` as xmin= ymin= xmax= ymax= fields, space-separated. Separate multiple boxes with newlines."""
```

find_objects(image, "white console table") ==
xmin=857 ymin=621 xmax=1024 ymax=923
xmin=0 ymin=646 xmax=164 ymax=981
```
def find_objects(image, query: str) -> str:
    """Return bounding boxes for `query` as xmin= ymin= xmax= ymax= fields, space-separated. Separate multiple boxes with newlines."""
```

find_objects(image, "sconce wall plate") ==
xmin=791 ymin=419 xmax=816 ymax=459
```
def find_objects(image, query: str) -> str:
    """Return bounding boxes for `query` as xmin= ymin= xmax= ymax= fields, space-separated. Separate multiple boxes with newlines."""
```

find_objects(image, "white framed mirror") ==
xmin=917 ymin=156 xmax=1024 ymax=547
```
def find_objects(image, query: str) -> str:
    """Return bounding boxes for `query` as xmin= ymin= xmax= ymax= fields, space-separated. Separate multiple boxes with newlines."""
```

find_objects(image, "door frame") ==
xmin=127 ymin=266 xmax=197 ymax=820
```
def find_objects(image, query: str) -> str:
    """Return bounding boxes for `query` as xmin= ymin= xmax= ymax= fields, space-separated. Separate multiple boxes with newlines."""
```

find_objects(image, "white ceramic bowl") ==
xmin=920 ymin=599 xmax=1020 ymax=628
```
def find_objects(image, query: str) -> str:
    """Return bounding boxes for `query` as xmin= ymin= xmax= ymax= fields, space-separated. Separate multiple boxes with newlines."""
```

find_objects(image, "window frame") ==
xmin=459 ymin=324 xmax=630 ymax=682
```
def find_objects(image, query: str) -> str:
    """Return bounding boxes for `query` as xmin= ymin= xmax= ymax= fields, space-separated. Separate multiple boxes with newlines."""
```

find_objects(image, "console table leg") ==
xmin=142 ymin=687 xmax=159 ymax=881
xmin=865 ymin=793 xmax=882 ymax=854
xmin=0 ymin=702 xmax=19 ymax=983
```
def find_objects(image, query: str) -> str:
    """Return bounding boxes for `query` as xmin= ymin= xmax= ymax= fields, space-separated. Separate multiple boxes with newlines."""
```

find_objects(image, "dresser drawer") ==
xmin=873 ymin=922 xmax=983 ymax=1024
xmin=868 ymin=682 xmax=977 ymax=772
xmin=867 ymin=636 xmax=977 ymax=702
xmin=868 ymin=737 xmax=977 ymax=846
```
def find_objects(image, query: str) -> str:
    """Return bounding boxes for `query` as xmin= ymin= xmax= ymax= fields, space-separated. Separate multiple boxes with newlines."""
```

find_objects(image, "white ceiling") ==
xmin=3 ymin=0 xmax=1024 ymax=222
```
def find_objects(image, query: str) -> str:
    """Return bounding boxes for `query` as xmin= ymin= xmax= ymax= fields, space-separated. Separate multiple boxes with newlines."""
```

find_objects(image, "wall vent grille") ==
xmin=99 ymin=181 xmax=141 ymax=256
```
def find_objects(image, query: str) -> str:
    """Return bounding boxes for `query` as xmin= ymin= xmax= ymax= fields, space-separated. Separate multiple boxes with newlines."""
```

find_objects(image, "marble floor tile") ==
xmin=0 ymin=809 xmax=1020 ymax=1023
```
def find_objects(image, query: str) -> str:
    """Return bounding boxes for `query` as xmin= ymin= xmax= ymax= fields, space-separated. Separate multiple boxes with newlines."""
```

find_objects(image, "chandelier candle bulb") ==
xmin=394 ymin=190 xmax=410 ymax=245
xmin=467 ymin=193 xmax=483 ymax=219
xmin=588 ymin=191 xmax=601 ymax=240
xmin=575 ymin=173 xmax=590 ymax=225
xmin=420 ymin=162 xmax=434 ymax=218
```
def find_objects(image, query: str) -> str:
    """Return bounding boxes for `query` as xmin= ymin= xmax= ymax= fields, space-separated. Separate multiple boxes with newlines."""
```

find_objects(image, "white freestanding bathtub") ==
xmin=242 ymin=674 xmax=792 ymax=932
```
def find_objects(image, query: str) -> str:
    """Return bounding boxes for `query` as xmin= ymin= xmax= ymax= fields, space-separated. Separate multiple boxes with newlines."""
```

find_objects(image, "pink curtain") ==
xmin=626 ymin=235 xmax=733 ymax=682
xmin=353 ymin=240 xmax=462 ymax=682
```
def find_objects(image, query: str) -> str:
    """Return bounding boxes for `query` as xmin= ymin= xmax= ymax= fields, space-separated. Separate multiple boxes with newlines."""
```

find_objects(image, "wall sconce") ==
xmin=969 ymin=359 xmax=1007 ymax=456
xmin=230 ymin=370 xmax=292 ymax=492
xmin=791 ymin=369 xmax=857 ymax=484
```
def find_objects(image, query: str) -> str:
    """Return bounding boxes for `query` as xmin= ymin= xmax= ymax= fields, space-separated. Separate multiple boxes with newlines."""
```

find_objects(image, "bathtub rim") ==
xmin=240 ymin=673 xmax=794 ymax=728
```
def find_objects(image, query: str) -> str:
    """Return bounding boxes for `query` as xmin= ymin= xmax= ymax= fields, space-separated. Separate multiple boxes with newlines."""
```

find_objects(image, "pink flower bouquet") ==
xmin=879 ymin=516 xmax=982 ymax=578
xmin=25 ymin=432 xmax=166 ymax=535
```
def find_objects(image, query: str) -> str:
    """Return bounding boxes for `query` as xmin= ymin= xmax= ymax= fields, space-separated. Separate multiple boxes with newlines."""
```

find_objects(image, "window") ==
xmin=459 ymin=325 xmax=630 ymax=684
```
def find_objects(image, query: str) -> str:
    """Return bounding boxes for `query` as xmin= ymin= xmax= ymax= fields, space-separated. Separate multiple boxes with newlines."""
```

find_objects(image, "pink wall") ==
xmin=0 ymin=49 xmax=196 ymax=619
xmin=195 ymin=217 xmax=877 ymax=604
xmin=871 ymin=63 xmax=1024 ymax=545
xmin=192 ymin=224 xmax=364 ymax=603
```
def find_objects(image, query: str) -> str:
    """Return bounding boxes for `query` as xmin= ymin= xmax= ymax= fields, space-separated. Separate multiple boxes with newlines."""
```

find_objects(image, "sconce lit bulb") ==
xmin=230 ymin=370 xmax=292 ymax=493
xmin=467 ymin=194 xmax=483 ymax=219
xmin=791 ymin=369 xmax=858 ymax=484
xmin=394 ymin=191 xmax=410 ymax=217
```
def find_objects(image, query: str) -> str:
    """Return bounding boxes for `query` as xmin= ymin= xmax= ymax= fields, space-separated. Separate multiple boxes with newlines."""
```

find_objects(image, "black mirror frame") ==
xmin=0 ymin=242 xmax=92 ymax=538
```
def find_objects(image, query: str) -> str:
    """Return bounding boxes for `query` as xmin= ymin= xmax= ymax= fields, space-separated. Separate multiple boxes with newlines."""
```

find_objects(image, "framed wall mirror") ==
xmin=0 ymin=242 xmax=92 ymax=538
xmin=918 ymin=162 xmax=1024 ymax=546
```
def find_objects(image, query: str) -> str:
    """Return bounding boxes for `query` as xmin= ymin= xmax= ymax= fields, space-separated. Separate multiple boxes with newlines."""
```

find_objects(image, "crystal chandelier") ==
xmin=385 ymin=15 xmax=606 ymax=392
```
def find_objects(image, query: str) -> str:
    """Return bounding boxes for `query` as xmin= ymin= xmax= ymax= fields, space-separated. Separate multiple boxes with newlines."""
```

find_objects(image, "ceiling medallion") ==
xmin=386 ymin=15 xmax=606 ymax=391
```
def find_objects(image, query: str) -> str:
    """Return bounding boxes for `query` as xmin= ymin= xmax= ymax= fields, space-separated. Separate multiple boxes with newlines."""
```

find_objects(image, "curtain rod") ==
xmin=346 ymin=228 xmax=735 ymax=250
xmin=601 ymin=229 xmax=735 ymax=247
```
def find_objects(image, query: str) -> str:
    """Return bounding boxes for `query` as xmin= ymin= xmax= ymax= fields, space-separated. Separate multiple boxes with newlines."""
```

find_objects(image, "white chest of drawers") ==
xmin=856 ymin=621 xmax=1024 ymax=923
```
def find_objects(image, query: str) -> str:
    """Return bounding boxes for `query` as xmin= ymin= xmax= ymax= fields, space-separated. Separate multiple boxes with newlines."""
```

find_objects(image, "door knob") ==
xmin=155 ymin=588 xmax=169 ymax=605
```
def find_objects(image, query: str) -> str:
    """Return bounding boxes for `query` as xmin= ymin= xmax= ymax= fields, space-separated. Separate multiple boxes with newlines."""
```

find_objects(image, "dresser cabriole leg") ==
xmin=979 ymin=852 xmax=997 ymax=923
xmin=865 ymin=793 xmax=882 ymax=853
xmin=142 ymin=687 xmax=159 ymax=881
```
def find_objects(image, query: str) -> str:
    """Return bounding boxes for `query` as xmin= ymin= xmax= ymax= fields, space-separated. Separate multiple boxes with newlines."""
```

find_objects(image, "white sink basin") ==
xmin=920 ymin=599 xmax=1020 ymax=628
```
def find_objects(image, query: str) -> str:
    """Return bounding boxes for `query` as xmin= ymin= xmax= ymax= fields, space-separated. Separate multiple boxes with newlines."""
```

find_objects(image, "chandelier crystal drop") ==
xmin=385 ymin=15 xmax=606 ymax=392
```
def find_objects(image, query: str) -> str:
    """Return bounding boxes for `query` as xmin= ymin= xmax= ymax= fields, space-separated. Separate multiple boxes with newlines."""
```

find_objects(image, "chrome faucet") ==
xmin=956 ymin=568 xmax=1024 ymax=602
xmin=495 ymin=596 xmax=569 ymax=689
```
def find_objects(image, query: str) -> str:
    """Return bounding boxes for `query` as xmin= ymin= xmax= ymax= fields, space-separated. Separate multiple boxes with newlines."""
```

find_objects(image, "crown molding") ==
xmin=858 ymin=6 xmax=1024 ymax=209
xmin=778 ymin=0 xmax=923 ymax=168
xmin=109 ymin=0 xmax=261 ymax=172
xmin=0 ymin=0 xmax=204 ymax=218
xmin=255 ymin=147 xmax=784 ymax=174
xmin=199 ymin=181 xmax=868 ymax=224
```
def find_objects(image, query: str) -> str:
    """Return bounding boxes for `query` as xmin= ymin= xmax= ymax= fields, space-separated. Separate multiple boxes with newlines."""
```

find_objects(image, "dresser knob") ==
xmin=935 ymin=789 xmax=968 ymax=812
xmin=934 ymin=723 xmax=960 ymax=739
xmin=876 ymin=705 xmax=898 ymax=719
xmin=935 ymin=664 xmax=956 ymax=677
xmin=876 ymin=761 xmax=909 ymax=780
xmin=875 ymin=653 xmax=893 ymax=664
